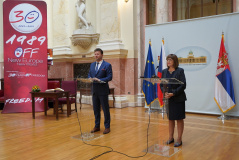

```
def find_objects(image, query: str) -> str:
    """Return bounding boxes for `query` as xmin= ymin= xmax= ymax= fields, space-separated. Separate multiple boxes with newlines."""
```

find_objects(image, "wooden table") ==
xmin=79 ymin=88 xmax=115 ymax=108
xmin=31 ymin=91 xmax=70 ymax=120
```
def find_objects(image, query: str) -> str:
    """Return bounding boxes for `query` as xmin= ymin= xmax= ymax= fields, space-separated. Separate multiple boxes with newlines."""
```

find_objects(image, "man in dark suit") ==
xmin=88 ymin=48 xmax=113 ymax=134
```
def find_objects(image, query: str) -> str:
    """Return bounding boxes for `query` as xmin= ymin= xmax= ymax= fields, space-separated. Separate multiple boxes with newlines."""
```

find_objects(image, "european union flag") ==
xmin=142 ymin=42 xmax=157 ymax=106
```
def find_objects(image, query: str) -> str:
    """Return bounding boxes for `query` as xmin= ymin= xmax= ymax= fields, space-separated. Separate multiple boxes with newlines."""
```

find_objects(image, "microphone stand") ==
xmin=151 ymin=66 xmax=159 ymax=78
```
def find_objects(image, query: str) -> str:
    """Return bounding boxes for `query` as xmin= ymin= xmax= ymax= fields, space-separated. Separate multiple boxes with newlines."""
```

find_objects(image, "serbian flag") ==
xmin=214 ymin=34 xmax=236 ymax=113
xmin=142 ymin=41 xmax=157 ymax=106
xmin=157 ymin=39 xmax=167 ymax=107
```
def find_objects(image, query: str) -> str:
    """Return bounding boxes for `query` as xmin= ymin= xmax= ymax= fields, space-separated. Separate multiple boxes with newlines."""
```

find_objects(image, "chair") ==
xmin=0 ymin=90 xmax=4 ymax=103
xmin=48 ymin=78 xmax=63 ymax=87
xmin=47 ymin=81 xmax=61 ymax=108
xmin=0 ymin=79 xmax=5 ymax=110
xmin=0 ymin=90 xmax=4 ymax=110
xmin=58 ymin=81 xmax=77 ymax=112
xmin=48 ymin=81 xmax=61 ymax=90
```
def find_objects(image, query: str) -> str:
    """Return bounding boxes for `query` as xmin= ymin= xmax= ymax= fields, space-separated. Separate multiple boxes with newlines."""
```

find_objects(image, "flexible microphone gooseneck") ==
xmin=151 ymin=66 xmax=159 ymax=78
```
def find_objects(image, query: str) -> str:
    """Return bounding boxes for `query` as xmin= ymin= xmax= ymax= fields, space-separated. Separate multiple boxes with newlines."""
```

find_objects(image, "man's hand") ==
xmin=92 ymin=78 xmax=100 ymax=82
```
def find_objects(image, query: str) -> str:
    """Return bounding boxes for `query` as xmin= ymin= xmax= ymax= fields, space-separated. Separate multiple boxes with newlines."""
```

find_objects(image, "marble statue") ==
xmin=76 ymin=0 xmax=89 ymax=29
xmin=71 ymin=0 xmax=99 ymax=49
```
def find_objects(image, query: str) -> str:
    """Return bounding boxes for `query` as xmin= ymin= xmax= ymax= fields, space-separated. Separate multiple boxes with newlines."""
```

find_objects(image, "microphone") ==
xmin=155 ymin=66 xmax=159 ymax=70
xmin=151 ymin=66 xmax=159 ymax=78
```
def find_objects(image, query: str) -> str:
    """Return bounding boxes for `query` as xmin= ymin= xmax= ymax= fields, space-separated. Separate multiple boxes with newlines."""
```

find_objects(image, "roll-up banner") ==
xmin=2 ymin=0 xmax=47 ymax=113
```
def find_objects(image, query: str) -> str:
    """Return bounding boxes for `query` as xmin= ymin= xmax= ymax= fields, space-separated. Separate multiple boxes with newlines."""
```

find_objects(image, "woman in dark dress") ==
xmin=161 ymin=54 xmax=187 ymax=147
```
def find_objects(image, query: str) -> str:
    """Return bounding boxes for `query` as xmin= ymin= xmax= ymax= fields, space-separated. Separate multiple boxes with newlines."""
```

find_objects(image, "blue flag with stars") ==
xmin=142 ymin=42 xmax=157 ymax=106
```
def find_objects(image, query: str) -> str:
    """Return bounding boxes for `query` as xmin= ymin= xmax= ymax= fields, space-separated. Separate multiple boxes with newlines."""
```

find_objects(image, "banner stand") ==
xmin=2 ymin=0 xmax=48 ymax=113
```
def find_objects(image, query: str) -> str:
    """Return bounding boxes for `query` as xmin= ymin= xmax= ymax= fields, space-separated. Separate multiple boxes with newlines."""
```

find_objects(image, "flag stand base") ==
xmin=217 ymin=113 xmax=239 ymax=124
xmin=145 ymin=108 xmax=158 ymax=113
xmin=217 ymin=113 xmax=231 ymax=120
xmin=217 ymin=113 xmax=232 ymax=124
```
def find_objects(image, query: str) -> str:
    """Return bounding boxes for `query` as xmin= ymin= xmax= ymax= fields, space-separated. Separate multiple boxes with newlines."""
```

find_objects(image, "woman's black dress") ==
xmin=166 ymin=71 xmax=185 ymax=120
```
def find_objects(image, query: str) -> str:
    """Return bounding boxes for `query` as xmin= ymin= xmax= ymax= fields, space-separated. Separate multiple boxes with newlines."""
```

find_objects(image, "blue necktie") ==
xmin=95 ymin=62 xmax=99 ymax=72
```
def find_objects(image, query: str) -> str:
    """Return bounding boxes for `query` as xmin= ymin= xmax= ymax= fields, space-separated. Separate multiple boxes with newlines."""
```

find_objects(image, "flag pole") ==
xmin=222 ymin=31 xmax=224 ymax=42
xmin=216 ymin=32 xmax=235 ymax=122
xmin=161 ymin=37 xmax=166 ymax=119
xmin=217 ymin=32 xmax=230 ymax=122
xmin=144 ymin=39 xmax=157 ymax=114
xmin=148 ymin=38 xmax=152 ymax=114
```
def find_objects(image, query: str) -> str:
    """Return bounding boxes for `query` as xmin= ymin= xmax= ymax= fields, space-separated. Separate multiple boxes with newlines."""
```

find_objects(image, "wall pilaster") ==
xmin=236 ymin=0 xmax=239 ymax=12
xmin=52 ymin=0 xmax=72 ymax=54
xmin=156 ymin=0 xmax=169 ymax=23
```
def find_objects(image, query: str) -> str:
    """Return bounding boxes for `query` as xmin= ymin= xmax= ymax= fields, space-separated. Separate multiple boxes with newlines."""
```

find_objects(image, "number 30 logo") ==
xmin=9 ymin=3 xmax=42 ymax=34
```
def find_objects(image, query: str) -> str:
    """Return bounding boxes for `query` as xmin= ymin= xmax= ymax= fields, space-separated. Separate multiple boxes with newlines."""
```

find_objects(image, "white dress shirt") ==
xmin=95 ymin=60 xmax=103 ymax=71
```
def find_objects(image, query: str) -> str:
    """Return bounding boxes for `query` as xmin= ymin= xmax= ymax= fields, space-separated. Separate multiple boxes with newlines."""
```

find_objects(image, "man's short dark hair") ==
xmin=94 ymin=48 xmax=103 ymax=54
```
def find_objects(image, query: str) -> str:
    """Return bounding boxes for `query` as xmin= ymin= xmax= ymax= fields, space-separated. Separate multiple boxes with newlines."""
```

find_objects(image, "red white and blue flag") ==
xmin=157 ymin=39 xmax=167 ymax=107
xmin=214 ymin=34 xmax=236 ymax=113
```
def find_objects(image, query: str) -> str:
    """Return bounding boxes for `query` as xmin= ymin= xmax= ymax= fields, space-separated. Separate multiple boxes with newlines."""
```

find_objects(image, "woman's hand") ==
xmin=165 ymin=92 xmax=174 ymax=99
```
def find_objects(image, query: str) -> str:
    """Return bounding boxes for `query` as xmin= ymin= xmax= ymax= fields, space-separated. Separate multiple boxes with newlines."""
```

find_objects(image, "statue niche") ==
xmin=71 ymin=0 xmax=99 ymax=49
